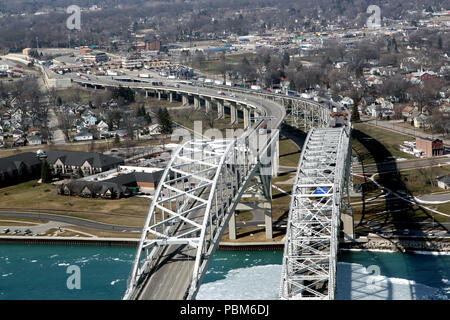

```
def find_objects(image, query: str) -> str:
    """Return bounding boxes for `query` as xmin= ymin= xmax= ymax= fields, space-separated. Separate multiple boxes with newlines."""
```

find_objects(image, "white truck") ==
xmin=250 ymin=85 xmax=261 ymax=90
xmin=138 ymin=74 xmax=150 ymax=78
xmin=106 ymin=70 xmax=118 ymax=76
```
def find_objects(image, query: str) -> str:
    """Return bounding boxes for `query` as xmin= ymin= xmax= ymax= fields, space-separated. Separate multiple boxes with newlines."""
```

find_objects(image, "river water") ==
xmin=0 ymin=244 xmax=448 ymax=300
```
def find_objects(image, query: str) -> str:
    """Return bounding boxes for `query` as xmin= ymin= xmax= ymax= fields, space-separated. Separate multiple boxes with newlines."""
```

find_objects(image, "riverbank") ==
xmin=1 ymin=234 xmax=450 ymax=254
xmin=341 ymin=234 xmax=450 ymax=253
xmin=0 ymin=235 xmax=139 ymax=246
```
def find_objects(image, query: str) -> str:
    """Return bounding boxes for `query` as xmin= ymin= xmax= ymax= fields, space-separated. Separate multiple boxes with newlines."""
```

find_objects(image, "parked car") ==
xmin=24 ymin=229 xmax=32 ymax=235
xmin=3 ymin=228 xmax=10 ymax=234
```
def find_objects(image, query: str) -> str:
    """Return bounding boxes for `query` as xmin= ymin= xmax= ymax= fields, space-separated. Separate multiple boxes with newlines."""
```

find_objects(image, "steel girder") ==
xmin=280 ymin=126 xmax=351 ymax=300
xmin=285 ymin=98 xmax=330 ymax=130
xmin=124 ymin=129 xmax=280 ymax=300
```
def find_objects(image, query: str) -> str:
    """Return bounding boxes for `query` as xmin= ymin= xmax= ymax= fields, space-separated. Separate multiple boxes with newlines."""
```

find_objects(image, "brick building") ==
xmin=136 ymin=38 xmax=161 ymax=51
xmin=415 ymin=137 xmax=444 ymax=157
xmin=79 ymin=46 xmax=93 ymax=56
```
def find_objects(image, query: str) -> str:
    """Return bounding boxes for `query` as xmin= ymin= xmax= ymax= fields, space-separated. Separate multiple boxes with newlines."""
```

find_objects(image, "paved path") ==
xmin=48 ymin=108 xmax=67 ymax=145
xmin=353 ymin=157 xmax=450 ymax=174
xmin=415 ymin=192 xmax=450 ymax=204
xmin=0 ymin=212 xmax=142 ymax=233
xmin=362 ymin=118 xmax=450 ymax=146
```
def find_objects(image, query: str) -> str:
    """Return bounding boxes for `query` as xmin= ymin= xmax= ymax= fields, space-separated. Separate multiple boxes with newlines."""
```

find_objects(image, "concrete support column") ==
xmin=194 ymin=96 xmax=200 ymax=110
xmin=342 ymin=208 xmax=355 ymax=241
xmin=158 ymin=91 xmax=161 ymax=101
xmin=264 ymin=201 xmax=273 ymax=239
xmin=230 ymin=103 xmax=237 ymax=124
xmin=182 ymin=94 xmax=189 ymax=105
xmin=243 ymin=108 xmax=250 ymax=129
xmin=253 ymin=109 xmax=259 ymax=121
xmin=145 ymin=90 xmax=148 ymax=98
xmin=228 ymin=212 xmax=237 ymax=240
xmin=217 ymin=100 xmax=224 ymax=119
xmin=272 ymin=135 xmax=279 ymax=177
xmin=168 ymin=92 xmax=173 ymax=103
xmin=205 ymin=98 xmax=211 ymax=113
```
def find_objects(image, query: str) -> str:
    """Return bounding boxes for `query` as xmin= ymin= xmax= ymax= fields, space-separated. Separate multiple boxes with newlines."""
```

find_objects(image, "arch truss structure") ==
xmin=280 ymin=126 xmax=352 ymax=300
xmin=287 ymin=99 xmax=330 ymax=132
xmin=124 ymin=129 xmax=279 ymax=300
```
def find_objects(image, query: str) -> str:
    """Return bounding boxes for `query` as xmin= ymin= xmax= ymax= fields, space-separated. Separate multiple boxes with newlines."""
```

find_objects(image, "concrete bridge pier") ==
xmin=205 ymin=97 xmax=212 ymax=113
xmin=194 ymin=96 xmax=200 ymax=110
xmin=168 ymin=92 xmax=173 ymax=103
xmin=243 ymin=107 xmax=250 ymax=129
xmin=252 ymin=109 xmax=259 ymax=125
xmin=157 ymin=91 xmax=161 ymax=101
xmin=341 ymin=208 xmax=355 ymax=241
xmin=230 ymin=102 xmax=237 ymax=124
xmin=229 ymin=172 xmax=273 ymax=240
xmin=228 ymin=212 xmax=237 ymax=240
xmin=217 ymin=100 xmax=224 ymax=119
xmin=182 ymin=94 xmax=189 ymax=106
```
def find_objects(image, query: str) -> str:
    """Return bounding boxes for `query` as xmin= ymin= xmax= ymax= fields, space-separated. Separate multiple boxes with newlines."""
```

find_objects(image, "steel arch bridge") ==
xmin=279 ymin=126 xmax=352 ymax=300
xmin=124 ymin=127 xmax=280 ymax=300
xmin=85 ymin=78 xmax=354 ymax=300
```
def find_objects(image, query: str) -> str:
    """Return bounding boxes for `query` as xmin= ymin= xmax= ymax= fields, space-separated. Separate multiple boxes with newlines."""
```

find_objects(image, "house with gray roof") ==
xmin=437 ymin=175 xmax=450 ymax=190
xmin=46 ymin=150 xmax=124 ymax=177
xmin=0 ymin=152 xmax=42 ymax=186
xmin=57 ymin=170 xmax=164 ymax=199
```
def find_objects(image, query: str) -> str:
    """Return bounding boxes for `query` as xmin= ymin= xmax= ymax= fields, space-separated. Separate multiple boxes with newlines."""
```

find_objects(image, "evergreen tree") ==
xmin=282 ymin=51 xmax=290 ymax=67
xmin=77 ymin=167 xmax=84 ymax=178
xmin=157 ymin=108 xmax=173 ymax=135
xmin=114 ymin=133 xmax=121 ymax=146
xmin=112 ymin=86 xmax=135 ymax=104
xmin=40 ymin=160 xmax=51 ymax=183
xmin=351 ymin=103 xmax=360 ymax=122
xmin=144 ymin=113 xmax=152 ymax=124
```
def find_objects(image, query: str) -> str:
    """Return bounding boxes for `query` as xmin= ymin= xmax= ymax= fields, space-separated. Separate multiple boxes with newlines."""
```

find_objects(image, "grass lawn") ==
xmin=278 ymin=135 xmax=301 ymax=167
xmin=55 ymin=88 xmax=93 ymax=105
xmin=169 ymin=107 xmax=243 ymax=138
xmin=194 ymin=53 xmax=256 ymax=76
xmin=399 ymin=166 xmax=450 ymax=196
xmin=0 ymin=180 xmax=150 ymax=226
xmin=434 ymin=203 xmax=450 ymax=217
xmin=352 ymin=122 xmax=416 ymax=164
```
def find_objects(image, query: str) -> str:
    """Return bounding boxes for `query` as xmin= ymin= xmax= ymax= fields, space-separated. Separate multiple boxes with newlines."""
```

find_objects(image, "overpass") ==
xmin=70 ymin=76 xmax=352 ymax=300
